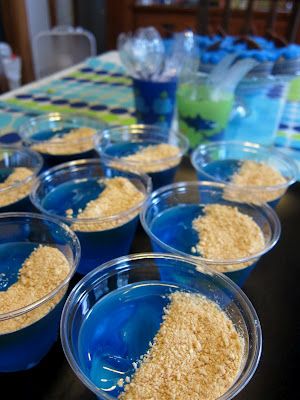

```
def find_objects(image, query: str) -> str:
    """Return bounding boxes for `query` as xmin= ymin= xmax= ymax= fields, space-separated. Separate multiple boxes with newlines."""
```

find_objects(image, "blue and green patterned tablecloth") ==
xmin=0 ymin=56 xmax=299 ymax=168
xmin=276 ymin=76 xmax=300 ymax=150
xmin=0 ymin=58 xmax=136 ymax=142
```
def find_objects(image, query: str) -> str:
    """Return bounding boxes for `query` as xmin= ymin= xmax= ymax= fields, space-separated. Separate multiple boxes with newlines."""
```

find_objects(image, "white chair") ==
xmin=33 ymin=26 xmax=97 ymax=79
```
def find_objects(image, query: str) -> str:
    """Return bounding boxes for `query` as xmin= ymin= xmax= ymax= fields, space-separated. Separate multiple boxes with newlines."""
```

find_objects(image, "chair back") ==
xmin=33 ymin=26 xmax=96 ymax=79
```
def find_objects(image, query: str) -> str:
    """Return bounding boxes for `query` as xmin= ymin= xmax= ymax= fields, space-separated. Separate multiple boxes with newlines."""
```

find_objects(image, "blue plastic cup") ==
xmin=94 ymin=124 xmax=188 ymax=190
xmin=140 ymin=181 xmax=281 ymax=287
xmin=191 ymin=141 xmax=298 ymax=208
xmin=132 ymin=77 xmax=177 ymax=129
xmin=0 ymin=146 xmax=43 ymax=213
xmin=61 ymin=252 xmax=262 ymax=400
xmin=30 ymin=159 xmax=151 ymax=275
xmin=18 ymin=112 xmax=106 ymax=169
xmin=0 ymin=212 xmax=80 ymax=372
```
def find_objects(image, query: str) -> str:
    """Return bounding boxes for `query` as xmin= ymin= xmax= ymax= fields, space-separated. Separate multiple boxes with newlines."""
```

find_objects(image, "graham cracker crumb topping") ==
xmin=111 ymin=143 xmax=181 ymax=173
xmin=0 ymin=167 xmax=33 ymax=207
xmin=192 ymin=204 xmax=265 ymax=272
xmin=69 ymin=177 xmax=145 ymax=232
xmin=120 ymin=291 xmax=244 ymax=400
xmin=225 ymin=160 xmax=286 ymax=204
xmin=0 ymin=245 xmax=70 ymax=333
xmin=32 ymin=127 xmax=96 ymax=155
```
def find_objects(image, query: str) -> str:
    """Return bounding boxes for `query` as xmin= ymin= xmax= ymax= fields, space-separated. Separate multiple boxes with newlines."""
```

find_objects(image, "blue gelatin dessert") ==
xmin=31 ymin=159 xmax=151 ymax=275
xmin=94 ymin=125 xmax=188 ymax=190
xmin=0 ymin=146 xmax=43 ymax=213
xmin=0 ymin=213 xmax=80 ymax=372
xmin=140 ymin=181 xmax=281 ymax=287
xmin=61 ymin=253 xmax=262 ymax=399
xmin=19 ymin=113 xmax=105 ymax=168
xmin=78 ymin=282 xmax=175 ymax=397
xmin=191 ymin=141 xmax=298 ymax=207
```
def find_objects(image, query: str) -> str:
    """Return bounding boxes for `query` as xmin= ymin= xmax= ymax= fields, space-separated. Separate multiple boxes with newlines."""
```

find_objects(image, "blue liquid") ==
xmin=225 ymin=85 xmax=286 ymax=145
xmin=150 ymin=205 xmax=204 ymax=256
xmin=32 ymin=127 xmax=71 ymax=142
xmin=0 ymin=242 xmax=65 ymax=371
xmin=200 ymin=159 xmax=242 ymax=183
xmin=199 ymin=159 xmax=281 ymax=208
xmin=42 ymin=178 xmax=139 ymax=275
xmin=103 ymin=142 xmax=178 ymax=190
xmin=0 ymin=168 xmax=14 ymax=183
xmin=149 ymin=204 xmax=257 ymax=286
xmin=78 ymin=282 xmax=182 ymax=397
xmin=0 ymin=168 xmax=34 ymax=213
xmin=32 ymin=127 xmax=96 ymax=169
xmin=0 ymin=242 xmax=36 ymax=291
xmin=42 ymin=178 xmax=105 ymax=218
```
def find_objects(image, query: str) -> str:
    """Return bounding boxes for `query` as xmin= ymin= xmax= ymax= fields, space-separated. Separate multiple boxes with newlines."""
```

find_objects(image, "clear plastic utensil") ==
xmin=167 ymin=31 xmax=199 ymax=79
xmin=117 ymin=33 xmax=140 ymax=78
xmin=220 ymin=58 xmax=259 ymax=93
xmin=208 ymin=53 xmax=238 ymax=86
xmin=134 ymin=27 xmax=165 ymax=80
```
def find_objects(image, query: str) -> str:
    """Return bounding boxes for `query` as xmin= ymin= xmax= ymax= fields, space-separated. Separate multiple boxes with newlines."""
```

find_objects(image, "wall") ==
xmin=25 ymin=0 xmax=50 ymax=78
xmin=73 ymin=0 xmax=106 ymax=53
xmin=55 ymin=0 xmax=73 ymax=26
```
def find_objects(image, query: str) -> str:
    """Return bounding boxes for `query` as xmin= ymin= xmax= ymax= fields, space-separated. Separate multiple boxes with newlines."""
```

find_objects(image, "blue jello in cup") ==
xmin=191 ymin=141 xmax=298 ymax=208
xmin=140 ymin=181 xmax=281 ymax=287
xmin=0 ymin=212 xmax=80 ymax=372
xmin=19 ymin=113 xmax=105 ymax=169
xmin=31 ymin=159 xmax=151 ymax=275
xmin=0 ymin=146 xmax=43 ymax=213
xmin=61 ymin=253 xmax=262 ymax=399
xmin=94 ymin=125 xmax=189 ymax=190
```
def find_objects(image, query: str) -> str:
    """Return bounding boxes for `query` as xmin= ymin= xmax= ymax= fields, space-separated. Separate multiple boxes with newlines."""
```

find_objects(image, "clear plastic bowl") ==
xmin=191 ymin=141 xmax=298 ymax=207
xmin=30 ymin=159 xmax=151 ymax=275
xmin=0 ymin=212 xmax=80 ymax=372
xmin=140 ymin=181 xmax=281 ymax=286
xmin=94 ymin=124 xmax=189 ymax=190
xmin=18 ymin=112 xmax=106 ymax=168
xmin=0 ymin=145 xmax=43 ymax=212
xmin=61 ymin=252 xmax=262 ymax=400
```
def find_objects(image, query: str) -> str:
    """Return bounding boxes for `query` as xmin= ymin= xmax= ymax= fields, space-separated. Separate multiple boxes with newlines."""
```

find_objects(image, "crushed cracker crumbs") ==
xmin=192 ymin=204 xmax=265 ymax=272
xmin=0 ymin=245 xmax=70 ymax=334
xmin=0 ymin=167 xmax=33 ymax=207
xmin=31 ymin=127 xmax=96 ymax=155
xmin=224 ymin=160 xmax=286 ymax=204
xmin=68 ymin=177 xmax=145 ymax=232
xmin=120 ymin=291 xmax=244 ymax=400
xmin=110 ymin=143 xmax=181 ymax=173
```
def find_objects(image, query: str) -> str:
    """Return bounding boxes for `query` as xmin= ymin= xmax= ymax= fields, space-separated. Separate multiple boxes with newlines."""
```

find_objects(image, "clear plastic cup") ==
xmin=18 ymin=112 xmax=106 ymax=168
xmin=61 ymin=252 xmax=262 ymax=400
xmin=30 ymin=159 xmax=151 ymax=275
xmin=0 ymin=146 xmax=43 ymax=212
xmin=0 ymin=212 xmax=80 ymax=372
xmin=273 ymin=58 xmax=300 ymax=76
xmin=225 ymin=75 xmax=289 ymax=145
xmin=177 ymin=73 xmax=235 ymax=150
xmin=140 ymin=181 xmax=281 ymax=286
xmin=94 ymin=124 xmax=189 ymax=190
xmin=191 ymin=141 xmax=298 ymax=207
